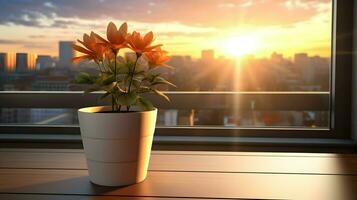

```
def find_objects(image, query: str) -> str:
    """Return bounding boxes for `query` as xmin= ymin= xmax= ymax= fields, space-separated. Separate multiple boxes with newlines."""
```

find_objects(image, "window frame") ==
xmin=0 ymin=0 xmax=355 ymax=146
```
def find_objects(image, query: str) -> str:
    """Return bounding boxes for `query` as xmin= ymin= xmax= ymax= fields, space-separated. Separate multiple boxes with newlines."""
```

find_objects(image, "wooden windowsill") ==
xmin=0 ymin=148 xmax=357 ymax=199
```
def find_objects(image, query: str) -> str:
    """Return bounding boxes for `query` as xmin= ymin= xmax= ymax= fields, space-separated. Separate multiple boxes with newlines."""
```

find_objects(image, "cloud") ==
xmin=218 ymin=3 xmax=236 ymax=8
xmin=0 ymin=0 xmax=54 ymax=27
xmin=43 ymin=1 xmax=55 ymax=8
xmin=50 ymin=18 xmax=81 ymax=28
xmin=0 ymin=39 xmax=24 ymax=44
xmin=0 ymin=38 xmax=49 ymax=48
xmin=159 ymin=31 xmax=216 ymax=38
xmin=28 ymin=35 xmax=46 ymax=39
xmin=0 ymin=0 xmax=333 ymax=57
xmin=22 ymin=43 xmax=51 ymax=49
xmin=0 ymin=0 xmax=331 ymax=28
xmin=240 ymin=0 xmax=253 ymax=8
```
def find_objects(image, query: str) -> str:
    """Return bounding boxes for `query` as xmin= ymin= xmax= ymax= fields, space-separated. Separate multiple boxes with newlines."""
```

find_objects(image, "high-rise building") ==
xmin=16 ymin=53 xmax=27 ymax=72
xmin=294 ymin=53 xmax=315 ymax=84
xmin=59 ymin=41 xmax=74 ymax=67
xmin=294 ymin=53 xmax=309 ymax=64
xmin=16 ymin=53 xmax=37 ymax=72
xmin=0 ymin=52 xmax=16 ymax=72
xmin=271 ymin=52 xmax=284 ymax=63
xmin=36 ymin=55 xmax=55 ymax=69
xmin=201 ymin=49 xmax=215 ymax=61
xmin=0 ymin=53 xmax=5 ymax=72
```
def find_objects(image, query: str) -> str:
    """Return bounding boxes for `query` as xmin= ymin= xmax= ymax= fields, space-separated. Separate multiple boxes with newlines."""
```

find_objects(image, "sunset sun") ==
xmin=223 ymin=36 xmax=258 ymax=58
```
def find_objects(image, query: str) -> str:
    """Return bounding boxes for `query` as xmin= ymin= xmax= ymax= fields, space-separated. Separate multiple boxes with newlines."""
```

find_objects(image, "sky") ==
xmin=0 ymin=0 xmax=332 ymax=59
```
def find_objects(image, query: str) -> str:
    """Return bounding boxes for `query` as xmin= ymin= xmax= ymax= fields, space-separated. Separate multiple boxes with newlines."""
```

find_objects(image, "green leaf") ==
xmin=118 ymin=58 xmax=134 ymax=72
xmin=152 ymin=89 xmax=170 ymax=102
xmin=116 ymin=91 xmax=138 ymax=106
xmin=131 ymin=78 xmax=142 ymax=89
xmin=74 ymin=72 xmax=96 ymax=84
xmin=151 ymin=77 xmax=176 ymax=88
xmin=142 ymin=73 xmax=160 ymax=82
xmin=133 ymin=70 xmax=145 ymax=78
xmin=138 ymin=86 xmax=151 ymax=93
xmin=107 ymin=60 xmax=116 ymax=73
xmin=116 ymin=65 xmax=130 ymax=74
xmin=101 ymin=75 xmax=116 ymax=85
xmin=137 ymin=97 xmax=154 ymax=111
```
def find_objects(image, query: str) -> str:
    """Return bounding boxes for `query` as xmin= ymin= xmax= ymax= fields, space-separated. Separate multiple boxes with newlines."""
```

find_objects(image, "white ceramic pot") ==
xmin=78 ymin=106 xmax=157 ymax=186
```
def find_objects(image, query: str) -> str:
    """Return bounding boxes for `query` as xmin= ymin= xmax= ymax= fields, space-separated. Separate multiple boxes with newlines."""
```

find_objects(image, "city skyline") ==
xmin=0 ymin=39 xmax=330 ymax=93
xmin=0 ymin=42 xmax=331 ymax=127
xmin=0 ymin=0 xmax=332 ymax=58
xmin=0 ymin=43 xmax=331 ymax=73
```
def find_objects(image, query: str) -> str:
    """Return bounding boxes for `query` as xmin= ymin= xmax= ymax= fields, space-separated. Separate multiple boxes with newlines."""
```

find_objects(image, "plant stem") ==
xmin=127 ymin=53 xmax=141 ymax=94
xmin=97 ymin=61 xmax=113 ymax=111
xmin=112 ymin=51 xmax=118 ymax=112
xmin=111 ymin=96 xmax=114 ymax=111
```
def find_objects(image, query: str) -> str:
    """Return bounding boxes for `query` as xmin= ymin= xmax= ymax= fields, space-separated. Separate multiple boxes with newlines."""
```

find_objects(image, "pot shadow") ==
xmin=5 ymin=175 xmax=150 ymax=197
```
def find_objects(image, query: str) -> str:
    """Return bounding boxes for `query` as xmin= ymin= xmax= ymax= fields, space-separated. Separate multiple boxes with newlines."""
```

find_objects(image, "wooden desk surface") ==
xmin=0 ymin=149 xmax=357 ymax=200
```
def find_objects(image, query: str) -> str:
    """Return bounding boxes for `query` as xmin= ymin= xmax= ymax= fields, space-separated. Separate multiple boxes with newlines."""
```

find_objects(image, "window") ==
xmin=0 ymin=0 xmax=355 ymax=143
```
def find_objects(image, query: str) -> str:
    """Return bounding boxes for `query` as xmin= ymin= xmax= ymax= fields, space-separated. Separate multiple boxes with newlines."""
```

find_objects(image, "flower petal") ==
xmin=119 ymin=22 xmax=128 ymax=37
xmin=143 ymin=31 xmax=154 ymax=47
xmin=83 ymin=34 xmax=90 ymax=45
xmin=91 ymin=31 xmax=108 ymax=44
xmin=72 ymin=44 xmax=92 ymax=55
xmin=133 ymin=31 xmax=143 ymax=48
xmin=111 ymin=43 xmax=128 ymax=49
xmin=144 ymin=44 xmax=163 ymax=52
xmin=77 ymin=39 xmax=86 ymax=47
xmin=72 ymin=55 xmax=91 ymax=63
xmin=107 ymin=21 xmax=118 ymax=43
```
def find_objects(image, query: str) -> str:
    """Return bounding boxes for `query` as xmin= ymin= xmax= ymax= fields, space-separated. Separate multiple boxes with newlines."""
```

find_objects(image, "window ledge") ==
xmin=1 ymin=133 xmax=356 ymax=152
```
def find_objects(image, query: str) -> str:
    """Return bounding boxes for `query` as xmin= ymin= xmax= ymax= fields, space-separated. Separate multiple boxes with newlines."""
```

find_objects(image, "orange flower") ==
xmin=105 ymin=22 xmax=128 ymax=50
xmin=144 ymin=47 xmax=174 ymax=69
xmin=126 ymin=31 xmax=162 ymax=54
xmin=72 ymin=32 xmax=111 ymax=63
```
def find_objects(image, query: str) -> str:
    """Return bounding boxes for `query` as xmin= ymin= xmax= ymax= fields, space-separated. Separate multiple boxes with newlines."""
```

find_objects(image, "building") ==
xmin=271 ymin=52 xmax=284 ymax=63
xmin=201 ymin=49 xmax=215 ymax=61
xmin=16 ymin=53 xmax=27 ymax=72
xmin=294 ymin=53 xmax=309 ymax=64
xmin=16 ymin=53 xmax=37 ymax=72
xmin=36 ymin=55 xmax=55 ymax=70
xmin=0 ymin=108 xmax=31 ymax=124
xmin=294 ymin=53 xmax=314 ymax=84
xmin=168 ymin=56 xmax=186 ymax=68
xmin=31 ymin=76 xmax=70 ymax=91
xmin=59 ymin=41 xmax=74 ymax=67
xmin=0 ymin=52 xmax=16 ymax=72
xmin=0 ymin=53 xmax=5 ymax=72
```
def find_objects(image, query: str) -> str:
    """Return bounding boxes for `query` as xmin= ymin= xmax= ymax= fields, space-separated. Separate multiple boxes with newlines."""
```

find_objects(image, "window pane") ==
xmin=0 ymin=108 xmax=329 ymax=128
xmin=0 ymin=0 xmax=332 ymax=129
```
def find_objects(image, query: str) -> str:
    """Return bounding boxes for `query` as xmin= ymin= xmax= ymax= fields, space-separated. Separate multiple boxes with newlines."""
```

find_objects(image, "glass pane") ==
xmin=0 ymin=108 xmax=329 ymax=128
xmin=0 ymin=0 xmax=332 ymax=129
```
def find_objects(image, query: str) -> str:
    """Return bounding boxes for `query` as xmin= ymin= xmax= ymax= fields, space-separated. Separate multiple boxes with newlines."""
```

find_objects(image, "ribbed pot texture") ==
xmin=78 ymin=106 xmax=157 ymax=186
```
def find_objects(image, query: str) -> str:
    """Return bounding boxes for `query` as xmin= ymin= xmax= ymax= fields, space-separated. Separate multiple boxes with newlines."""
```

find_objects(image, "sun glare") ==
xmin=223 ymin=36 xmax=258 ymax=58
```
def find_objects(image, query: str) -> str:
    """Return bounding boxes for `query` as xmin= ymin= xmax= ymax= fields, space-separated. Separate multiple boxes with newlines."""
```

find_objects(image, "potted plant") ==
xmin=72 ymin=22 xmax=175 ymax=186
